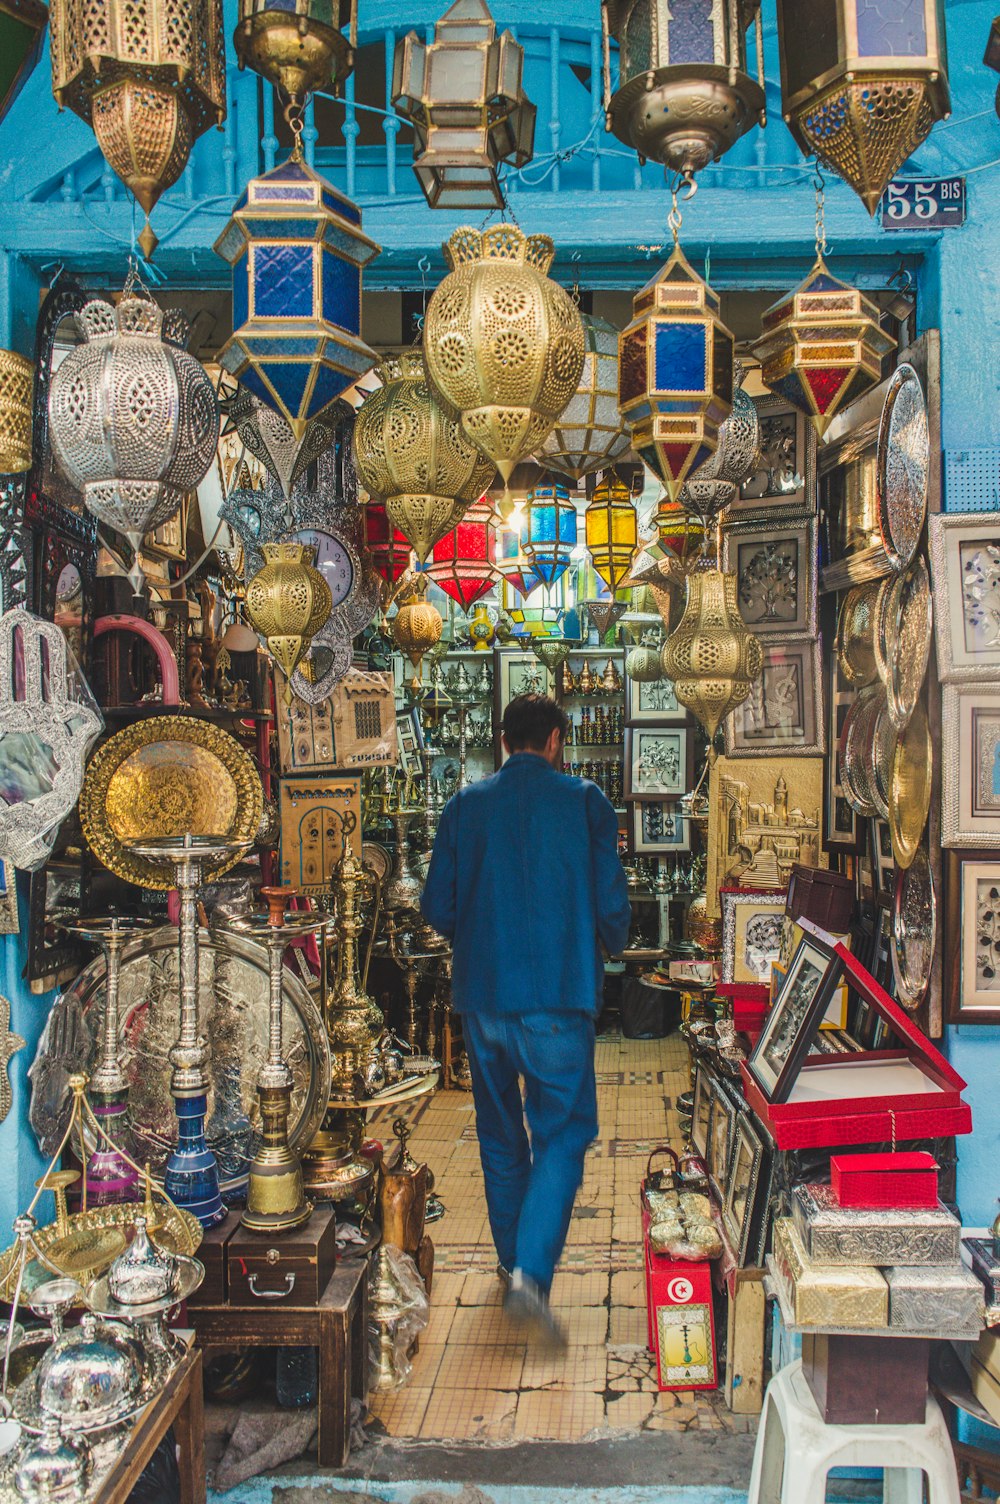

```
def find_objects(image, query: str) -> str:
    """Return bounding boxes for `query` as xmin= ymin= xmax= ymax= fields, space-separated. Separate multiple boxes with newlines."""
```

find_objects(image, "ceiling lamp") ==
xmin=214 ymin=151 xmax=380 ymax=440
xmin=364 ymin=500 xmax=411 ymax=594
xmin=353 ymin=352 xmax=495 ymax=565
xmin=224 ymin=385 xmax=340 ymax=500
xmin=245 ymin=541 xmax=332 ymax=701
xmin=538 ymin=314 xmax=631 ymax=482
xmin=391 ymin=578 xmax=444 ymax=689
xmin=495 ymin=519 xmax=542 ymax=601
xmin=423 ymin=224 xmax=585 ymax=491
xmin=392 ymin=0 xmax=535 ymax=210
xmin=235 ymin=0 xmax=355 ymax=102
xmin=619 ymin=230 xmax=734 ymax=504
xmin=522 ymin=480 xmax=577 ymax=588
xmin=678 ymin=380 xmax=760 ymax=520
xmin=776 ymin=0 xmax=950 ymax=216
xmin=49 ymin=0 xmax=225 ymax=259
xmin=585 ymin=473 xmax=637 ymax=594
xmin=424 ymin=497 xmax=497 ymax=613
xmin=600 ymin=0 xmax=765 ymax=178
xmin=661 ymin=565 xmax=762 ymax=746
xmin=584 ymin=598 xmax=628 ymax=639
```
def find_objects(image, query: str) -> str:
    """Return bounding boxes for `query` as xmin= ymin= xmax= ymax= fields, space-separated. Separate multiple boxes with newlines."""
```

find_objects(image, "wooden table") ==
xmin=188 ymin=1257 xmax=368 ymax=1467
xmin=93 ymin=1349 xmax=204 ymax=1504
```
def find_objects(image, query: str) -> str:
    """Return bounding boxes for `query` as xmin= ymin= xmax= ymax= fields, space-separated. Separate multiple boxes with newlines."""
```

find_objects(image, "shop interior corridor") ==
xmin=365 ymin=1029 xmax=752 ymax=1445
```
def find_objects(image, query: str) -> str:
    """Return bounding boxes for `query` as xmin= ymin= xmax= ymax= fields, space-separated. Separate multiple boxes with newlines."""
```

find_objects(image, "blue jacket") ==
xmin=420 ymin=753 xmax=632 ymax=1016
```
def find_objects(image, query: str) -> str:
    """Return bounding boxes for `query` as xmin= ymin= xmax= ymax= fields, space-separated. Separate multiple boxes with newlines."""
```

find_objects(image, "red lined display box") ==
xmin=831 ymin=1152 xmax=939 ymax=1209
xmin=643 ymin=1205 xmax=718 ymax=1392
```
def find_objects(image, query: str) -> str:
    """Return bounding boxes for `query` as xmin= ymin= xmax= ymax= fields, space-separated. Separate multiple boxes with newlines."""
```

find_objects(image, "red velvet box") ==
xmin=742 ymin=945 xmax=972 ymax=1152
xmin=718 ymin=982 xmax=768 ymax=1037
xmin=643 ymin=1205 xmax=718 ymax=1392
xmin=831 ymin=1152 xmax=939 ymax=1209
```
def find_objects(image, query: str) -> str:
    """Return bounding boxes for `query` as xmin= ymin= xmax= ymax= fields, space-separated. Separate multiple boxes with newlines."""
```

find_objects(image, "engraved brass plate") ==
xmin=889 ymin=698 xmax=932 ymax=870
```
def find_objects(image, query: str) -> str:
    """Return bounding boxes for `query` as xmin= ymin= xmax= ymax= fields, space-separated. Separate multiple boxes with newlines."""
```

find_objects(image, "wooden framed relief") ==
xmin=278 ymin=774 xmax=362 ymax=895
xmin=722 ymin=511 xmax=818 ymax=640
xmin=724 ymin=640 xmax=824 ymax=758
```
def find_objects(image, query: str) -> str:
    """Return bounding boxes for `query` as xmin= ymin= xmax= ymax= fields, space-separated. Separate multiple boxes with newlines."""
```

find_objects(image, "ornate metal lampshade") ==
xmin=223 ymin=385 xmax=340 ymax=501
xmin=619 ymin=243 xmax=734 ymax=503
xmin=424 ymin=497 xmax=497 ymax=613
xmin=661 ymin=565 xmax=762 ymax=745
xmin=235 ymin=0 xmax=356 ymax=102
xmin=364 ymin=500 xmax=411 ymax=591
xmin=601 ymin=0 xmax=765 ymax=178
xmin=353 ymin=352 xmax=495 ymax=565
xmin=392 ymin=0 xmax=536 ymax=210
xmin=522 ymin=480 xmax=577 ymax=588
xmin=585 ymin=473 xmax=637 ymax=595
xmin=0 ymin=349 xmax=33 ymax=473
xmin=494 ymin=518 xmax=542 ymax=601
xmin=246 ymin=541 xmax=333 ymax=698
xmin=422 ymin=223 xmax=586 ymax=489
xmin=752 ymin=259 xmax=896 ymax=438
xmin=539 ymin=314 xmax=632 ymax=482
xmin=214 ymin=156 xmax=380 ymax=439
xmin=391 ymin=579 xmax=443 ymax=688
xmin=678 ymin=382 xmax=760 ymax=520
xmin=777 ymin=0 xmax=950 ymax=215
xmin=48 ymin=288 xmax=220 ymax=595
xmin=0 ymin=0 xmax=46 ymax=125
xmin=49 ymin=0 xmax=226 ymax=258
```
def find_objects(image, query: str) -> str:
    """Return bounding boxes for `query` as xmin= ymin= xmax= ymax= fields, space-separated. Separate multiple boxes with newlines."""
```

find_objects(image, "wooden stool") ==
xmin=188 ymin=1258 xmax=368 ymax=1467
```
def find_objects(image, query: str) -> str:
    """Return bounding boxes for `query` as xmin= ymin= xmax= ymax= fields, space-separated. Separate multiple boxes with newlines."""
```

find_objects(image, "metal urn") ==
xmin=661 ymin=566 xmax=763 ymax=745
xmin=106 ymin=1215 xmax=179 ymax=1306
xmin=15 ymin=1417 xmax=92 ymax=1503
xmin=235 ymin=0 xmax=356 ymax=103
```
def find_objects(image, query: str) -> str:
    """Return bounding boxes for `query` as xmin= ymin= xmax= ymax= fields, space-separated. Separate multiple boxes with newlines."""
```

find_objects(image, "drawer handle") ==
xmin=247 ymin=1272 xmax=296 ymax=1300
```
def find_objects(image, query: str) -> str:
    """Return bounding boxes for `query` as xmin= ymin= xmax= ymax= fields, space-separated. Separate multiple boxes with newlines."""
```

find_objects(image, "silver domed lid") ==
xmin=107 ymin=1215 xmax=179 ymax=1307
xmin=38 ymin=1314 xmax=141 ymax=1428
xmin=15 ymin=1415 xmax=92 ymax=1501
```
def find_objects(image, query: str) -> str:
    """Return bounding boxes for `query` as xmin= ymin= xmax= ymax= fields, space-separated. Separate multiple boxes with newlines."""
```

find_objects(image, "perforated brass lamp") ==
xmin=585 ymin=474 xmax=637 ymax=595
xmin=776 ymin=0 xmax=950 ymax=215
xmin=393 ymin=0 xmax=536 ymax=210
xmin=661 ymin=566 xmax=762 ymax=747
xmin=235 ymin=0 xmax=356 ymax=102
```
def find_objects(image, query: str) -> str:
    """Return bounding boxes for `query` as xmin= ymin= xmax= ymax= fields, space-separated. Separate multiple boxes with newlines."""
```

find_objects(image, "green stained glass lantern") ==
xmin=214 ymin=154 xmax=380 ymax=439
xmin=585 ymin=473 xmax=637 ymax=595
xmin=522 ymin=480 xmax=577 ymax=588
xmin=618 ymin=242 xmax=734 ymax=504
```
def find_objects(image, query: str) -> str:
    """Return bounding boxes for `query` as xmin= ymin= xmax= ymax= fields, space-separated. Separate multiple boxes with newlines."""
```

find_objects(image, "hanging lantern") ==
xmin=392 ymin=0 xmax=536 ymax=210
xmin=776 ymin=0 xmax=950 ymax=215
xmin=679 ymin=381 xmax=760 ymax=519
xmin=246 ymin=542 xmax=332 ymax=701
xmin=364 ymin=500 xmax=411 ymax=592
xmin=424 ymin=497 xmax=497 ymax=613
xmin=584 ymin=597 xmax=628 ymax=639
xmin=0 ymin=350 xmax=33 ymax=473
xmin=619 ymin=242 xmax=734 ymax=504
xmin=522 ymin=481 xmax=577 ymax=588
xmin=423 ymin=224 xmax=586 ymax=489
xmin=753 ymin=259 xmax=896 ymax=439
xmin=223 ymin=385 xmax=340 ymax=501
xmin=49 ymin=0 xmax=225 ymax=259
xmin=626 ymin=640 xmax=664 ymax=684
xmin=48 ymin=287 xmax=220 ymax=595
xmin=391 ymin=580 xmax=443 ymax=689
xmin=235 ymin=0 xmax=356 ymax=102
xmin=585 ymin=473 xmax=638 ymax=594
xmin=661 ymin=566 xmax=763 ymax=745
xmin=353 ymin=352 xmax=495 ymax=565
xmin=495 ymin=519 xmax=542 ymax=601
xmin=600 ymin=0 xmax=765 ymax=178
xmin=539 ymin=314 xmax=631 ymax=482
xmin=214 ymin=154 xmax=380 ymax=439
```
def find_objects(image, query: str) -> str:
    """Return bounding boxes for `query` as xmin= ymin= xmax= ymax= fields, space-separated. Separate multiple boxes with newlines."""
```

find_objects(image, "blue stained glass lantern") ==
xmin=618 ymin=243 xmax=734 ymax=504
xmin=522 ymin=481 xmax=577 ymax=588
xmin=214 ymin=155 xmax=380 ymax=438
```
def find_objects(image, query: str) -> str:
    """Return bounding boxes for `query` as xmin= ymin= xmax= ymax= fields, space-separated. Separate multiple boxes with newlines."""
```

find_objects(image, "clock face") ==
xmin=292 ymin=528 xmax=356 ymax=609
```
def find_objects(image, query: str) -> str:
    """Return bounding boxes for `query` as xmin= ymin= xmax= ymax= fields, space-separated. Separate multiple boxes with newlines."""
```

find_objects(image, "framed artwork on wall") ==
xmin=630 ymin=800 xmax=691 ymax=855
xmin=722 ymin=512 xmax=818 ymax=640
xmin=732 ymin=399 xmax=814 ymax=516
xmin=942 ymin=686 xmax=1000 ymax=847
xmin=722 ymin=1113 xmax=769 ymax=1268
xmin=945 ymin=850 xmax=1000 ymax=1023
xmin=278 ymin=774 xmax=362 ymax=895
xmin=624 ymin=727 xmax=689 ymax=800
xmin=724 ymin=640 xmax=824 ymax=758
xmin=706 ymin=755 xmax=826 ymax=914
xmin=624 ymin=674 xmax=685 ymax=724
xmin=929 ymin=514 xmax=1000 ymax=683
xmin=721 ymin=889 xmax=788 ymax=985
xmin=495 ymin=650 xmax=553 ymax=766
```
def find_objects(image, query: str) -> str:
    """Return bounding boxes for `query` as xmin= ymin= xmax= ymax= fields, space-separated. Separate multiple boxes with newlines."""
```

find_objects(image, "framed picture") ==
xmin=724 ymin=639 xmax=824 ymax=758
xmin=721 ymin=889 xmax=787 ymax=985
xmin=929 ymin=514 xmax=1000 ymax=683
xmin=275 ymin=686 xmax=338 ymax=773
xmin=624 ymin=674 xmax=686 ymax=724
xmin=278 ymin=773 xmax=362 ymax=894
xmin=942 ymin=686 xmax=1000 ymax=847
xmin=631 ymin=799 xmax=691 ymax=855
xmin=396 ymin=707 xmax=424 ymax=784
xmin=707 ymin=1080 xmax=738 ymax=1198
xmin=747 ymin=928 xmax=838 ymax=1102
xmin=946 ymin=851 xmax=1000 ymax=1023
xmin=722 ymin=1113 xmax=768 ymax=1267
xmin=495 ymin=650 xmax=553 ymax=766
xmin=870 ymin=817 xmax=895 ymax=901
xmin=690 ymin=1062 xmax=713 ymax=1160
xmin=706 ymin=755 xmax=825 ymax=914
xmin=624 ymin=727 xmax=689 ymax=800
xmin=732 ymin=398 xmax=814 ymax=516
xmin=722 ymin=512 xmax=818 ymax=640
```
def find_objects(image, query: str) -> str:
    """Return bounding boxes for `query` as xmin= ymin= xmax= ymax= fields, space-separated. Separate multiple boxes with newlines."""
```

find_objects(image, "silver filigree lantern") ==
xmin=678 ymin=379 xmax=760 ymax=521
xmin=538 ymin=313 xmax=632 ymax=482
xmin=49 ymin=281 xmax=220 ymax=594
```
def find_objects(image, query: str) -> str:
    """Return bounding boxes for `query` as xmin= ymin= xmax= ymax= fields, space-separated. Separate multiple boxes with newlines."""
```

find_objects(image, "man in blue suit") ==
xmin=421 ymin=693 xmax=632 ymax=1344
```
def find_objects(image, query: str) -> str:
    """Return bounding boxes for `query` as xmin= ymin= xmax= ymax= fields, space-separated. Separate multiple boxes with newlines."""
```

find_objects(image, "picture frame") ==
xmin=624 ymin=726 xmax=689 ymax=800
xmin=724 ymin=639 xmax=825 ymax=758
xmin=941 ymin=686 xmax=1000 ymax=847
xmin=630 ymin=799 xmax=691 ymax=855
xmin=278 ymin=774 xmax=362 ymax=895
xmin=275 ymin=684 xmax=338 ymax=773
xmin=722 ymin=1113 xmax=768 ymax=1267
xmin=624 ymin=674 xmax=686 ymax=724
xmin=721 ymin=889 xmax=787 ymax=985
xmin=747 ymin=928 xmax=839 ymax=1102
xmin=396 ymin=708 xmax=424 ymax=785
xmin=722 ymin=511 xmax=819 ymax=640
xmin=945 ymin=850 xmax=1000 ymax=1023
xmin=929 ymin=513 xmax=1000 ymax=683
xmin=690 ymin=1061 xmax=713 ymax=1161
xmin=494 ymin=650 xmax=554 ymax=766
xmin=870 ymin=817 xmax=896 ymax=900
xmin=731 ymin=398 xmax=814 ymax=516
xmin=706 ymin=754 xmax=826 ymax=914
xmin=707 ymin=1080 xmax=738 ymax=1198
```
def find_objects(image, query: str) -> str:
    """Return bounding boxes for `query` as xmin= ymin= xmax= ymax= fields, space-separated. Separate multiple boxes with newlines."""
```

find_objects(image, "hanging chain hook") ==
xmin=283 ymin=96 xmax=306 ymax=161
xmin=668 ymin=185 xmax=683 ymax=246
xmin=666 ymin=170 xmax=696 ymax=245
xmin=813 ymin=161 xmax=828 ymax=260
xmin=412 ymin=255 xmax=432 ymax=339
xmin=570 ymin=250 xmax=582 ymax=306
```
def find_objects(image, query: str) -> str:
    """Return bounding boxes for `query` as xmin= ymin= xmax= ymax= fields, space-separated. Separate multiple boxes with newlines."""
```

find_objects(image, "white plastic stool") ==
xmin=747 ymin=1359 xmax=960 ymax=1504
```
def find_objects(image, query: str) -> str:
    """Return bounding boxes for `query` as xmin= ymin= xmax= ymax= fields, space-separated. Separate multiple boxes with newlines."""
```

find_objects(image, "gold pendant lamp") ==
xmin=661 ymin=564 xmax=762 ymax=749
xmin=246 ymin=543 xmax=333 ymax=703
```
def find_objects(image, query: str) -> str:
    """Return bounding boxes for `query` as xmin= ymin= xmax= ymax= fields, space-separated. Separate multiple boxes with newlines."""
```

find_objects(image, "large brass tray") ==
xmin=888 ymin=698 xmax=932 ymax=870
xmin=79 ymin=716 xmax=263 ymax=890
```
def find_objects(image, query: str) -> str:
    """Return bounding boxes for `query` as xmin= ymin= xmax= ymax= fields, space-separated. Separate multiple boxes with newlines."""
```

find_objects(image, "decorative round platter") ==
xmin=887 ymin=555 xmax=933 ymax=731
xmin=872 ymin=573 xmax=896 ymax=688
xmin=877 ymin=362 xmax=929 ymax=573
xmin=361 ymin=841 xmax=392 ymax=885
xmin=864 ymin=690 xmax=897 ymax=823
xmin=79 ymin=716 xmax=263 ymax=890
xmin=836 ymin=582 xmax=880 ymax=686
xmin=891 ymin=840 xmax=937 ymax=1011
xmin=841 ymin=685 xmax=883 ymax=818
xmin=889 ymin=698 xmax=933 ymax=870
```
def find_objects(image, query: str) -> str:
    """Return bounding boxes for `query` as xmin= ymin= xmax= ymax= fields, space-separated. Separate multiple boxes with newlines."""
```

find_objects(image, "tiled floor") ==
xmin=366 ymin=1031 xmax=751 ymax=1444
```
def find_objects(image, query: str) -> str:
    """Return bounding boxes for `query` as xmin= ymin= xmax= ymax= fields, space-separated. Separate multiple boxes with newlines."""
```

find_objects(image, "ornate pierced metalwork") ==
xmin=661 ymin=567 xmax=762 ymax=745
xmin=585 ymin=473 xmax=638 ymax=594
xmin=219 ymin=475 xmax=291 ymax=581
xmin=539 ymin=314 xmax=631 ymax=481
xmin=0 ymin=479 xmax=26 ymax=614
xmin=0 ymin=993 xmax=25 ymax=1123
xmin=235 ymin=0 xmax=355 ymax=102
xmin=246 ymin=542 xmax=333 ymax=694
xmin=0 ymin=349 xmax=33 ymax=472
xmin=422 ymin=224 xmax=586 ymax=488
xmin=392 ymin=582 xmax=443 ymax=687
xmin=681 ymin=382 xmax=760 ymax=519
xmin=224 ymin=386 xmax=341 ymax=500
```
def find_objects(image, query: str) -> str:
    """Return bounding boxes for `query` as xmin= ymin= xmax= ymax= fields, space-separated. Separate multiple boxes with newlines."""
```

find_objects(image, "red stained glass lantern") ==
xmin=495 ymin=518 xmax=542 ymax=601
xmin=425 ymin=496 xmax=497 ymax=612
xmin=364 ymin=500 xmax=411 ymax=587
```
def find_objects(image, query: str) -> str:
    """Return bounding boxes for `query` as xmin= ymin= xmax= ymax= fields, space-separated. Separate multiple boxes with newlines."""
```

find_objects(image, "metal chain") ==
xmin=813 ymin=163 xmax=828 ymax=260
xmin=284 ymin=97 xmax=306 ymax=161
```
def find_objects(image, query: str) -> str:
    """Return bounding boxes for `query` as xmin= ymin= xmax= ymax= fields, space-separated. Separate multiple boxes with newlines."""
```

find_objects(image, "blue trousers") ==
xmin=461 ymin=1010 xmax=599 ymax=1295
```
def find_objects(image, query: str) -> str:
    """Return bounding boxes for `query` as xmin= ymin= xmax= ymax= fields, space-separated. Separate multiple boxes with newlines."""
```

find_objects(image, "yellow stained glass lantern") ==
xmin=392 ymin=0 xmax=536 ymax=210
xmin=619 ymin=242 xmax=734 ymax=503
xmin=235 ymin=0 xmax=356 ymax=103
xmin=585 ymin=474 xmax=637 ymax=595
xmin=539 ymin=314 xmax=631 ymax=482
xmin=777 ymin=0 xmax=950 ymax=215
xmin=661 ymin=566 xmax=762 ymax=747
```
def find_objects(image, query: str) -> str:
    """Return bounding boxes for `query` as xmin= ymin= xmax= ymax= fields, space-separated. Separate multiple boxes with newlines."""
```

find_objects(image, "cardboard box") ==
xmin=643 ymin=1205 xmax=717 ymax=1392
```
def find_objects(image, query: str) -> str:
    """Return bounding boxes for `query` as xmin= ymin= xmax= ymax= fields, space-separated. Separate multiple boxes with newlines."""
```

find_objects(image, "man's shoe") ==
xmin=496 ymin=1262 xmax=512 ymax=1291
xmin=503 ymin=1270 xmax=566 ymax=1349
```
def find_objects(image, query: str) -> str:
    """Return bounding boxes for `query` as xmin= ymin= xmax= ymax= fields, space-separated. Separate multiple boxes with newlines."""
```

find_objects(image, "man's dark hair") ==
xmin=501 ymin=693 xmax=570 ymax=752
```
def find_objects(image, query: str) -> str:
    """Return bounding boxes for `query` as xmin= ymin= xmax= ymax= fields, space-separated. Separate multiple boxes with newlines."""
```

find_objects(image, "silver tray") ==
xmin=877 ymin=363 xmax=929 ymax=574
xmin=87 ymin=1255 xmax=205 ymax=1320
xmin=891 ymin=839 xmax=937 ymax=1011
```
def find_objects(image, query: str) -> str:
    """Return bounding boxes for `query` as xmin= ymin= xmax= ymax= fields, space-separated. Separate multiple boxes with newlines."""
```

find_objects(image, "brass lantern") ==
xmin=422 ymin=224 xmax=586 ymax=490
xmin=392 ymin=0 xmax=536 ymax=210
xmin=235 ymin=0 xmax=356 ymax=102
xmin=353 ymin=352 xmax=495 ymax=565
xmin=391 ymin=579 xmax=444 ymax=689
xmin=0 ymin=350 xmax=33 ymax=473
xmin=661 ymin=566 xmax=763 ymax=746
xmin=585 ymin=473 xmax=638 ymax=594
xmin=601 ymin=0 xmax=766 ymax=178
xmin=246 ymin=542 xmax=333 ymax=700
xmin=49 ymin=0 xmax=226 ymax=259
xmin=777 ymin=0 xmax=950 ymax=215
xmin=539 ymin=314 xmax=632 ymax=482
